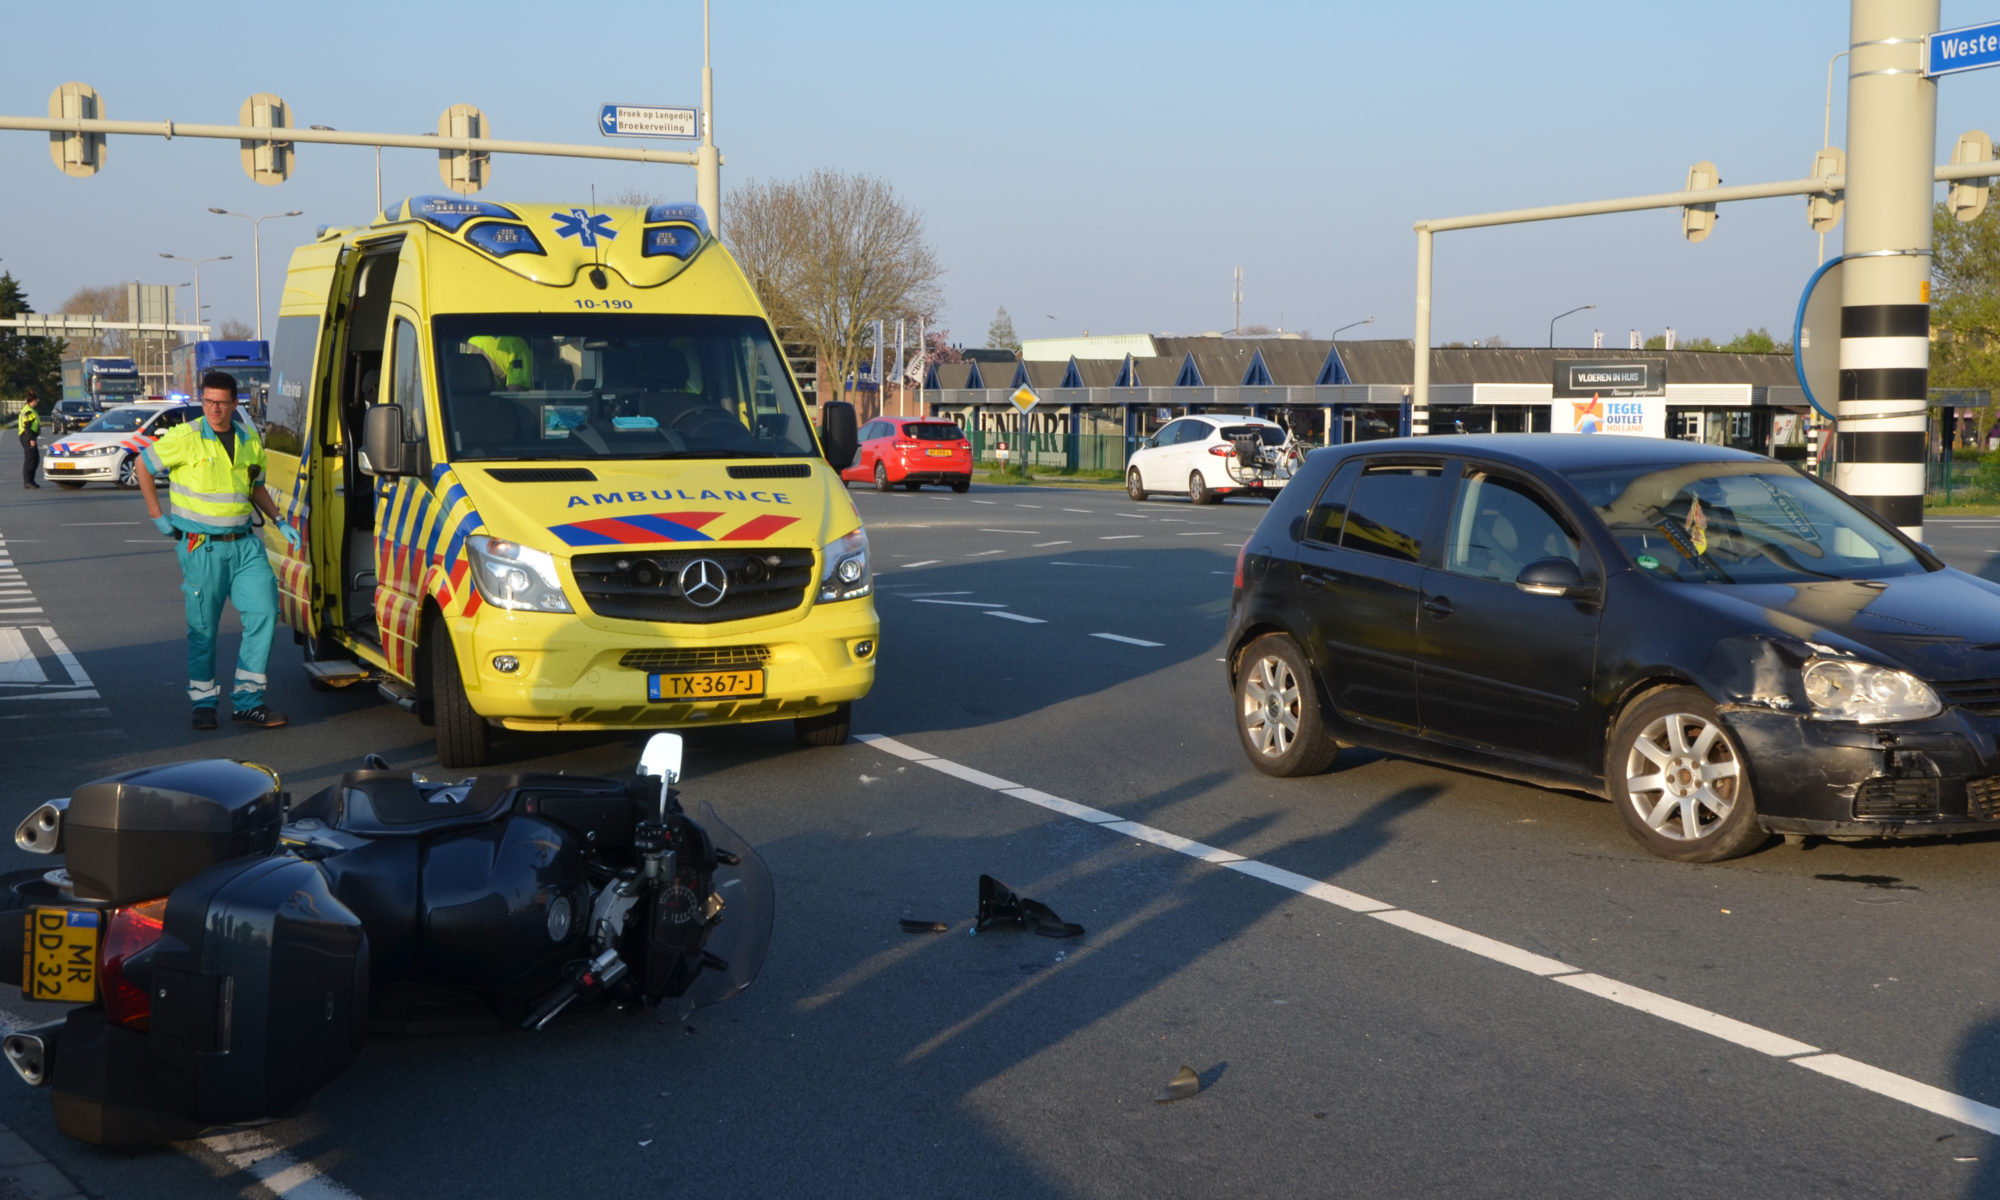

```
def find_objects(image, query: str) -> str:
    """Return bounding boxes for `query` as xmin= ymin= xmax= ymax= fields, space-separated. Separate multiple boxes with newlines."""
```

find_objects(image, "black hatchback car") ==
xmin=1225 ymin=433 xmax=2000 ymax=862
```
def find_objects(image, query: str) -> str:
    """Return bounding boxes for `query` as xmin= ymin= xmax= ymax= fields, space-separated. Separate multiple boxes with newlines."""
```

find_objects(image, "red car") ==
xmin=841 ymin=417 xmax=973 ymax=492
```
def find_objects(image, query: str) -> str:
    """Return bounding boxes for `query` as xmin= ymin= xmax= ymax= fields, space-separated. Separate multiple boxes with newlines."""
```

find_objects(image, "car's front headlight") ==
xmin=817 ymin=528 xmax=871 ymax=603
xmin=83 ymin=445 xmax=120 ymax=457
xmin=466 ymin=535 xmax=573 ymax=613
xmin=1801 ymin=657 xmax=1941 ymax=723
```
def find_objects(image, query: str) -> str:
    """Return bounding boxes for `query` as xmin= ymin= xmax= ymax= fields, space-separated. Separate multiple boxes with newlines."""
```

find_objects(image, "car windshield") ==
xmin=431 ymin=313 xmax=817 ymax=462
xmin=905 ymin=422 xmax=964 ymax=441
xmin=1563 ymin=461 xmax=1927 ymax=583
xmin=80 ymin=409 xmax=149 ymax=434
xmin=1218 ymin=423 xmax=1287 ymax=446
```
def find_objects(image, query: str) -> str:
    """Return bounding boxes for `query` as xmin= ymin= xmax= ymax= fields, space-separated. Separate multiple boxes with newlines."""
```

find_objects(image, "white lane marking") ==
xmin=971 ymin=499 xmax=997 ymax=505
xmin=985 ymin=611 xmax=1047 ymax=624
xmin=192 ymin=1129 xmax=365 ymax=1200
xmin=856 ymin=732 xmax=2000 ymax=1141
xmin=1032 ymin=540 xmax=1072 ymax=548
xmin=1049 ymin=561 xmax=1132 ymax=569
xmin=1015 ymin=504 xmax=1043 ymax=509
xmin=0 ymin=608 xmax=45 ymax=616
xmin=1116 ymin=512 xmax=1149 ymax=520
xmin=896 ymin=560 xmax=942 ymax=568
xmin=965 ymin=549 xmax=1006 ymax=557
xmin=1099 ymin=535 xmax=1142 ymax=541
xmin=1062 ymin=508 xmax=1094 ymax=513
xmin=913 ymin=599 xmax=1006 ymax=608
xmin=0 ymin=629 xmax=45 ymax=683
xmin=61 ymin=521 xmax=142 ymax=527
xmin=906 ymin=590 xmax=972 ymax=596
xmin=1092 ymin=633 xmax=1164 ymax=647
xmin=1178 ymin=530 xmax=1223 ymax=536
xmin=977 ymin=528 xmax=1041 ymax=534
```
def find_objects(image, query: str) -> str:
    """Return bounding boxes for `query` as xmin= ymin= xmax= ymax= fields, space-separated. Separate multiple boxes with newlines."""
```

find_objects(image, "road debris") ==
xmin=1155 ymin=1066 xmax=1200 ymax=1103
xmin=973 ymin=875 xmax=1085 ymax=938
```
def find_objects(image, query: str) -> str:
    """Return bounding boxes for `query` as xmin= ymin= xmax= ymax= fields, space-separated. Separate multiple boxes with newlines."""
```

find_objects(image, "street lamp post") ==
xmin=1547 ymin=303 xmax=1597 ymax=348
xmin=1329 ymin=315 xmax=1375 ymax=340
xmin=207 ymin=208 xmax=303 ymax=341
xmin=158 ymin=252 xmax=231 ymax=340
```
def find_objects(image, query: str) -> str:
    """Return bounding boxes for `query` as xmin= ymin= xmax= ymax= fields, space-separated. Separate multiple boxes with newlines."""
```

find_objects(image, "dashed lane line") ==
xmin=1092 ymin=633 xmax=1165 ymax=647
xmin=966 ymin=549 xmax=1006 ymax=557
xmin=1032 ymin=540 xmax=1072 ymax=548
xmin=985 ymin=611 xmax=1047 ymax=624
xmin=1048 ymin=562 xmax=1132 ymax=569
xmin=1099 ymin=535 xmax=1143 ymax=541
xmin=1178 ymin=531 xmax=1223 ymax=536
xmin=1062 ymin=508 xmax=1094 ymax=513
xmin=977 ymin=529 xmax=1041 ymax=534
xmin=912 ymin=599 xmax=1007 ymax=608
xmin=897 ymin=560 xmax=942 ymax=568
xmin=851 ymin=733 xmax=2000 ymax=1140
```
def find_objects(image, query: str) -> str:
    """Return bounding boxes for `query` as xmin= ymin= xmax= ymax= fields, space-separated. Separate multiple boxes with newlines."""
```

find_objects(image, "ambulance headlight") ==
xmin=817 ymin=528 xmax=871 ymax=603
xmin=467 ymin=535 xmax=573 ymax=613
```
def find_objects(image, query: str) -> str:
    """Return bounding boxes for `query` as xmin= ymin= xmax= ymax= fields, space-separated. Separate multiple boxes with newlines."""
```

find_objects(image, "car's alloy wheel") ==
xmin=1189 ymin=471 xmax=1214 ymax=505
xmin=874 ymin=461 xmax=892 ymax=492
xmin=1609 ymin=687 xmax=1765 ymax=862
xmin=1235 ymin=634 xmax=1339 ymax=777
xmin=1127 ymin=468 xmax=1148 ymax=502
xmin=116 ymin=455 xmax=139 ymax=489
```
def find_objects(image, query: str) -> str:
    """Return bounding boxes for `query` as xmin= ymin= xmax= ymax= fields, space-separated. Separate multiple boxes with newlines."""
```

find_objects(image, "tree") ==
xmin=985 ymin=306 xmax=1019 ymax=352
xmin=0 ymin=274 xmax=66 ymax=408
xmin=1933 ymin=200 xmax=2000 ymax=396
xmin=1720 ymin=327 xmax=1787 ymax=354
xmin=216 ymin=318 xmax=256 ymax=341
xmin=59 ymin=283 xmax=130 ymax=357
xmin=723 ymin=170 xmax=943 ymax=405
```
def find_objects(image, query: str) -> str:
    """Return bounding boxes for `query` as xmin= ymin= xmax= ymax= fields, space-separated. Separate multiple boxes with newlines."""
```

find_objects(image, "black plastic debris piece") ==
xmin=900 ymin=919 xmax=950 ymax=934
xmin=1154 ymin=1066 xmax=1200 ymax=1103
xmin=973 ymin=875 xmax=1084 ymax=939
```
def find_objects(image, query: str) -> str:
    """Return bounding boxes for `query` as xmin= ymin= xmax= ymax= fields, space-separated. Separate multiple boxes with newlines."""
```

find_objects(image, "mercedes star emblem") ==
xmin=678 ymin=558 xmax=729 ymax=608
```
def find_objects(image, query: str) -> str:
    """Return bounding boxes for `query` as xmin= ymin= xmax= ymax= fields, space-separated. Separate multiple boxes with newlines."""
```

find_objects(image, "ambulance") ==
xmin=260 ymin=196 xmax=875 ymax=767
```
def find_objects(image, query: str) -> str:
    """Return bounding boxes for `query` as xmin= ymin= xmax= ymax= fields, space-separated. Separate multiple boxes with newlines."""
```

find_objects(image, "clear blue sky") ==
xmin=5 ymin=1 xmax=2000 ymax=350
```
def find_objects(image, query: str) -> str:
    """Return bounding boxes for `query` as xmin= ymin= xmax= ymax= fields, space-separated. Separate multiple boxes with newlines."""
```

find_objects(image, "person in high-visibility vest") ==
xmin=135 ymin=371 xmax=301 ymax=730
xmin=17 ymin=391 xmax=41 ymax=490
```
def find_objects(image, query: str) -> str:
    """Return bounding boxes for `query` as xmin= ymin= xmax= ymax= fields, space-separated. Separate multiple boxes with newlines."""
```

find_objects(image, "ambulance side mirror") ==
xmin=820 ymin=400 xmax=858 ymax=471
xmin=361 ymin=405 xmax=410 ymax=476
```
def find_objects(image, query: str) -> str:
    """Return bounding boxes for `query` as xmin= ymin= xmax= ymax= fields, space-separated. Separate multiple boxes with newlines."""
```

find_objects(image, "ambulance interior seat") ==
xmin=446 ymin=352 xmax=530 ymax=448
xmin=604 ymin=350 xmax=702 ymax=429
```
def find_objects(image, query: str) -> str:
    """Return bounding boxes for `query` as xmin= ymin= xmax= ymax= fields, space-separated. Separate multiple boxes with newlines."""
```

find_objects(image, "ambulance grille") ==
xmin=571 ymin=548 xmax=814 ymax=625
xmin=619 ymin=646 xmax=772 ymax=672
xmin=486 ymin=467 xmax=598 ymax=483
xmin=726 ymin=464 xmax=812 ymax=479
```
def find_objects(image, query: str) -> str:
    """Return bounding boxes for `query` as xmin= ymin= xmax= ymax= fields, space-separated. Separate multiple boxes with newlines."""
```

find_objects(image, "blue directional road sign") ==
xmin=1928 ymin=21 xmax=2000 ymax=77
xmin=597 ymin=104 xmax=700 ymax=139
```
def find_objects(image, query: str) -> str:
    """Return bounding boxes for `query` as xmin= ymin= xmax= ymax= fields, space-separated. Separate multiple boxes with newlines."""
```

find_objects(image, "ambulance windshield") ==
xmin=431 ymin=313 xmax=819 ymax=462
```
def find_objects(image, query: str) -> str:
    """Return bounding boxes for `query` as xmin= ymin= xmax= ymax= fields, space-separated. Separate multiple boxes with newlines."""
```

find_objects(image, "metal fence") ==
xmin=968 ymin=428 xmax=1131 ymax=474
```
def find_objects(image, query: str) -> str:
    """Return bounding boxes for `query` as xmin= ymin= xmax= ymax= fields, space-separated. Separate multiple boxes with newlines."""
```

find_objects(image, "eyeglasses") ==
xmin=201 ymin=398 xmax=238 ymax=409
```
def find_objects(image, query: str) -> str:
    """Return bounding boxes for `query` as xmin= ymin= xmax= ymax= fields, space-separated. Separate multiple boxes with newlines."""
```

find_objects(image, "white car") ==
xmin=42 ymin=403 xmax=193 ymax=489
xmin=1126 ymin=414 xmax=1296 ymax=504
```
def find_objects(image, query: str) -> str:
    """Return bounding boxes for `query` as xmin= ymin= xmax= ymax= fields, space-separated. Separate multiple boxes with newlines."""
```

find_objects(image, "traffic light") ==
xmin=1806 ymin=147 xmax=1844 ymax=233
xmin=438 ymin=104 xmax=490 ymax=196
xmin=1949 ymin=130 xmax=1993 ymax=223
xmin=47 ymin=82 xmax=105 ymax=178
xmin=1681 ymin=161 xmax=1720 ymax=242
xmin=238 ymin=93 xmax=293 ymax=185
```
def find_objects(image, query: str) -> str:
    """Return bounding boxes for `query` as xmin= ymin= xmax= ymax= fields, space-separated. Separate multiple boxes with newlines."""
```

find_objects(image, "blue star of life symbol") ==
xmin=552 ymin=209 xmax=618 ymax=248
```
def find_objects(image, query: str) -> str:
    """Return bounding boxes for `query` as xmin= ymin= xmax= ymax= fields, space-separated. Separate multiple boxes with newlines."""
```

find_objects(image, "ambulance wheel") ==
xmin=794 ymin=702 xmax=851 ymax=748
xmin=55 ymin=482 xmax=84 ymax=491
xmin=116 ymin=455 xmax=139 ymax=490
xmin=433 ymin=634 xmax=494 ymax=769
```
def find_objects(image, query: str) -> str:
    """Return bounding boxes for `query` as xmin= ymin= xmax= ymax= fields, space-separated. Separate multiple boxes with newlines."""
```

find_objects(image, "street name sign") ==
xmin=598 ymin=104 xmax=700 ymax=139
xmin=1928 ymin=21 xmax=2000 ymax=76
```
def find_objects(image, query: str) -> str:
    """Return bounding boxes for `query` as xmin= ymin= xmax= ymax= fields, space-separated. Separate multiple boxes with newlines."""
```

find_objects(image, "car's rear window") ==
xmin=1218 ymin=424 xmax=1287 ymax=446
xmin=905 ymin=422 xmax=964 ymax=441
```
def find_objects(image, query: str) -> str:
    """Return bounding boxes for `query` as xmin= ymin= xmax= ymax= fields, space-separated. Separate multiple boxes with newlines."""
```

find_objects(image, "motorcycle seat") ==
xmin=306 ymin=771 xmax=517 ymax=838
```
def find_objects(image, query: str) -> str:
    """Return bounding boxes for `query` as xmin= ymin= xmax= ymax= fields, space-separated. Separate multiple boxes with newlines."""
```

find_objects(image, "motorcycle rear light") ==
xmin=101 ymin=898 xmax=167 ymax=1030
xmin=1233 ymin=544 xmax=1248 ymax=590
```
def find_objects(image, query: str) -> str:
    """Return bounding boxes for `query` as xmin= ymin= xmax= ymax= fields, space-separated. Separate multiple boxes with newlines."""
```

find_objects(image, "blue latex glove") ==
xmin=151 ymin=514 xmax=175 ymax=537
xmin=278 ymin=520 xmax=301 ymax=549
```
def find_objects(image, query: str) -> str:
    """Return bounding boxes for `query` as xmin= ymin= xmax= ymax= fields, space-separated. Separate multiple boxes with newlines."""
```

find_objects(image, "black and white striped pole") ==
xmin=1836 ymin=0 xmax=1937 ymax=539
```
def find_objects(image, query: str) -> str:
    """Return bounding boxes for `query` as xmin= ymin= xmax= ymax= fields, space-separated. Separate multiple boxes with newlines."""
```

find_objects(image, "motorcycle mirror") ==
xmin=637 ymin=733 xmax=683 ymax=816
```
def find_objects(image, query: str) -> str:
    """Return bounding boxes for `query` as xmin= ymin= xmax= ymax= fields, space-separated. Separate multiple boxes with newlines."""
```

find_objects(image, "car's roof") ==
xmin=1330 ymin=432 xmax=1772 ymax=471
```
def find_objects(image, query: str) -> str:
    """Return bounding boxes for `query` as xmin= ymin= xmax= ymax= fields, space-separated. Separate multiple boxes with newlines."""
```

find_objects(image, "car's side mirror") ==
xmin=361 ymin=405 xmax=409 ymax=476
xmin=1515 ymin=557 xmax=1597 ymax=600
xmin=820 ymin=400 xmax=858 ymax=471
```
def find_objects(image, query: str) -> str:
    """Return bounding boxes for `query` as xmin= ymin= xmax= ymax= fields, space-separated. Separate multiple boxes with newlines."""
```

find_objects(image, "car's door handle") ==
xmin=1423 ymin=595 xmax=1453 ymax=618
xmin=1301 ymin=571 xmax=1330 ymax=590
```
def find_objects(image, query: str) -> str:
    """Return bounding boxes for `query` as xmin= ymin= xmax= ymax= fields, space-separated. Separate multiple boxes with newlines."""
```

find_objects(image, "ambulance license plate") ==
xmin=649 ymin=669 xmax=765 ymax=701
xmin=23 ymin=907 xmax=97 ymax=1003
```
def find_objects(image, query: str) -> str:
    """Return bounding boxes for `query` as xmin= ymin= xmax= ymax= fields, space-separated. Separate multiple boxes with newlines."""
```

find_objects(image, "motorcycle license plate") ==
xmin=925 ymin=448 xmax=953 ymax=457
xmin=23 ymin=907 xmax=97 ymax=1002
xmin=649 ymin=669 xmax=765 ymax=702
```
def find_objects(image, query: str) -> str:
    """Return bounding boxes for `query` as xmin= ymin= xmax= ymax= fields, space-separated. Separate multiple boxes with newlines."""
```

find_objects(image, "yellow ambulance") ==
xmin=260 ymin=196 xmax=875 ymax=767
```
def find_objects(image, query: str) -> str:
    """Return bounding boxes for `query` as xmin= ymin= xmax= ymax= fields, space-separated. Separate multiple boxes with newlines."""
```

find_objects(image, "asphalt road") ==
xmin=0 ymin=452 xmax=1997 ymax=1199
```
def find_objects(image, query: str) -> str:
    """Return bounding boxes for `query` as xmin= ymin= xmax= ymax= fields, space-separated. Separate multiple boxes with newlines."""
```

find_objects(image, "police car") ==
xmin=43 ymin=402 xmax=192 ymax=489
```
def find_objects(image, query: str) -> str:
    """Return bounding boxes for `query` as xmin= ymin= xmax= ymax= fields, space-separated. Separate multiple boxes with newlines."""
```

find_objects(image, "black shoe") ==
xmin=192 ymin=708 xmax=217 ymax=731
xmin=230 ymin=705 xmax=288 ymax=729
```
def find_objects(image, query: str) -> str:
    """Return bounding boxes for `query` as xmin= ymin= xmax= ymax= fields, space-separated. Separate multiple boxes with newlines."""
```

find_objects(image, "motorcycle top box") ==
xmin=60 ymin=760 xmax=284 ymax=905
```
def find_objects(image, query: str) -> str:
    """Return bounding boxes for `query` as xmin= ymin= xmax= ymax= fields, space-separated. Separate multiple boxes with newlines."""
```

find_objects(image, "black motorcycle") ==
xmin=0 ymin=733 xmax=772 ymax=1146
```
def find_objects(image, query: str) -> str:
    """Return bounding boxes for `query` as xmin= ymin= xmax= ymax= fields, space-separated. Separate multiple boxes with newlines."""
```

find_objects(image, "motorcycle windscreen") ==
xmin=670 ymin=802 xmax=773 ymax=1022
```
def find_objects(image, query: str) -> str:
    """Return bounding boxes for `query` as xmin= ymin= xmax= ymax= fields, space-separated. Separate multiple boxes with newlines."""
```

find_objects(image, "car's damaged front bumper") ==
xmin=1726 ymin=704 xmax=2000 ymax=838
